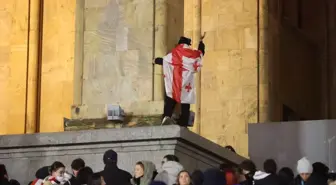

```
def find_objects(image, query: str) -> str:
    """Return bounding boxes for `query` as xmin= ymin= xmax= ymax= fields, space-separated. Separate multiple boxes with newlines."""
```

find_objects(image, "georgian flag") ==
xmin=162 ymin=44 xmax=203 ymax=104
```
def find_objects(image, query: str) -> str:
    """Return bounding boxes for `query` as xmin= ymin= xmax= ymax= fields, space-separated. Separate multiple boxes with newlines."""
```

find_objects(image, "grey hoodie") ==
xmin=131 ymin=161 xmax=157 ymax=185
xmin=154 ymin=161 xmax=183 ymax=185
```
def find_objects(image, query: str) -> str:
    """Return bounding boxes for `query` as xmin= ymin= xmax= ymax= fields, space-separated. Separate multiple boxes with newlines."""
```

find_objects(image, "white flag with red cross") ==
xmin=162 ymin=44 xmax=203 ymax=104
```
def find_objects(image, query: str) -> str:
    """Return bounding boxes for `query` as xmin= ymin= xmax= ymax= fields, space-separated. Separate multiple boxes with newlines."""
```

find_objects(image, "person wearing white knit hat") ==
xmin=297 ymin=157 xmax=313 ymax=183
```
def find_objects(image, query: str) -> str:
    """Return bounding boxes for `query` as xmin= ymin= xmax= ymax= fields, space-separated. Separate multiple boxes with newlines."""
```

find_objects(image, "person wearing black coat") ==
xmin=101 ymin=150 xmax=132 ymax=185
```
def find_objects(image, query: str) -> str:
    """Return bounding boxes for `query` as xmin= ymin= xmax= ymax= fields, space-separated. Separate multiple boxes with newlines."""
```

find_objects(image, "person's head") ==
xmin=263 ymin=159 xmax=277 ymax=174
xmin=49 ymin=161 xmax=66 ymax=178
xmin=103 ymin=149 xmax=118 ymax=165
xmin=134 ymin=162 xmax=144 ymax=178
xmin=177 ymin=170 xmax=191 ymax=185
xmin=77 ymin=166 xmax=94 ymax=185
xmin=0 ymin=164 xmax=8 ymax=180
xmin=225 ymin=146 xmax=236 ymax=153
xmin=71 ymin=158 xmax=85 ymax=177
xmin=297 ymin=157 xmax=312 ymax=182
xmin=239 ymin=160 xmax=256 ymax=176
xmin=178 ymin=36 xmax=192 ymax=46
xmin=278 ymin=167 xmax=294 ymax=184
xmin=162 ymin=155 xmax=179 ymax=165
xmin=9 ymin=179 xmax=20 ymax=185
xmin=313 ymin=162 xmax=329 ymax=176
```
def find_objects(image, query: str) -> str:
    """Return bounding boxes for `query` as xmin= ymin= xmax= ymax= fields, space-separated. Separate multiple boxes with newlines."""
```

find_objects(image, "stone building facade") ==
xmin=0 ymin=0 xmax=335 ymax=156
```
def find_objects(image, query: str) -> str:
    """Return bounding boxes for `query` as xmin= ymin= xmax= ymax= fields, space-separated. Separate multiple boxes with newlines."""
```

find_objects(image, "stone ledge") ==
xmin=64 ymin=115 xmax=162 ymax=131
xmin=0 ymin=125 xmax=246 ymax=165
xmin=71 ymin=100 xmax=164 ymax=119
xmin=0 ymin=125 xmax=247 ymax=185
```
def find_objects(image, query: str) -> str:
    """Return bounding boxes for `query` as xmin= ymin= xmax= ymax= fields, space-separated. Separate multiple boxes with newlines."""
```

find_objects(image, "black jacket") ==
xmin=102 ymin=164 xmax=132 ymax=185
xmin=291 ymin=174 xmax=327 ymax=185
xmin=253 ymin=171 xmax=280 ymax=185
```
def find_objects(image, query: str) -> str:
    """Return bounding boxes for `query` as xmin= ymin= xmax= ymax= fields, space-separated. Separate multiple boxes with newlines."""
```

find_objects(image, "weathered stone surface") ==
xmin=0 ymin=126 xmax=246 ymax=185
xmin=184 ymin=0 xmax=260 ymax=156
xmin=0 ymin=1 xmax=29 ymax=134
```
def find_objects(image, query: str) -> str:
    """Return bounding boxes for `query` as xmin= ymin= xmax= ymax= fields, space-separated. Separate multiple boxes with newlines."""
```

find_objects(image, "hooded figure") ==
xmin=101 ymin=150 xmax=132 ymax=185
xmin=131 ymin=161 xmax=157 ymax=185
xmin=154 ymin=161 xmax=183 ymax=185
xmin=202 ymin=168 xmax=226 ymax=185
xmin=253 ymin=171 xmax=280 ymax=185
xmin=278 ymin=167 xmax=294 ymax=185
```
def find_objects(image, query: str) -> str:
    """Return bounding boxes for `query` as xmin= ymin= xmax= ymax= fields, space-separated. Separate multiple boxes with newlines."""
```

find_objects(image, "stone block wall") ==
xmin=184 ymin=0 xmax=265 ymax=156
xmin=82 ymin=0 xmax=153 ymax=108
xmin=39 ymin=0 xmax=76 ymax=132
xmin=0 ymin=0 xmax=29 ymax=134
xmin=73 ymin=0 xmax=184 ymax=118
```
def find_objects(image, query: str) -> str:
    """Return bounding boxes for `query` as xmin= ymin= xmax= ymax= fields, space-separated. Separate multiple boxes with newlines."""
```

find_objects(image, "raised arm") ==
xmin=198 ymin=41 xmax=205 ymax=56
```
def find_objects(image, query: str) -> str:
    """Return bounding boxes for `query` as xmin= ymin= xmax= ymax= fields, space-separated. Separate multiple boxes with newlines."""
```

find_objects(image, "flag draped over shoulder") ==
xmin=162 ymin=44 xmax=203 ymax=104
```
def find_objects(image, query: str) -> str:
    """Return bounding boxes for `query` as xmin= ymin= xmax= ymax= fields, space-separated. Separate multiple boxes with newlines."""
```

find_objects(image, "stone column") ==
xmin=153 ymin=0 xmax=167 ymax=101
xmin=73 ymin=0 xmax=85 ymax=105
xmin=193 ymin=0 xmax=202 ymax=135
xmin=184 ymin=0 xmax=202 ymax=134
xmin=25 ymin=0 xmax=42 ymax=133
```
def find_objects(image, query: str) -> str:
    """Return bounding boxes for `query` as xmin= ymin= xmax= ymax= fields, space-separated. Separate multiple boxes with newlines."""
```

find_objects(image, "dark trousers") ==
xmin=163 ymin=95 xmax=190 ymax=126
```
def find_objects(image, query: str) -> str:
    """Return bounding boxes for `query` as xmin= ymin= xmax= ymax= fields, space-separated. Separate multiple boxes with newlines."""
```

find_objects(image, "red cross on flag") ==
xmin=162 ymin=44 xmax=203 ymax=104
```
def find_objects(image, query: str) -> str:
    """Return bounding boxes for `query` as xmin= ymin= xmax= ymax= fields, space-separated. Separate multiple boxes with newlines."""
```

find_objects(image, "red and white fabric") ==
xmin=31 ymin=179 xmax=44 ymax=185
xmin=162 ymin=44 xmax=203 ymax=104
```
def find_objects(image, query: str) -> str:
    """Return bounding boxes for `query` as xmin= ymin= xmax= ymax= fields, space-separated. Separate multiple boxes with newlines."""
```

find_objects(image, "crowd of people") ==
xmin=1 ymin=148 xmax=336 ymax=185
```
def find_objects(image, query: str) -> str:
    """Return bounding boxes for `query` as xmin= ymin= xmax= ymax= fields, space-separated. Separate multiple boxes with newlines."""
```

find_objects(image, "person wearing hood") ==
xmin=30 ymin=166 xmax=50 ymax=185
xmin=43 ymin=161 xmax=71 ymax=185
xmin=278 ymin=167 xmax=294 ymax=185
xmin=312 ymin=162 xmax=329 ymax=183
xmin=154 ymin=157 xmax=183 ymax=185
xmin=202 ymin=168 xmax=226 ymax=185
xmin=238 ymin=160 xmax=256 ymax=185
xmin=253 ymin=159 xmax=281 ymax=185
xmin=131 ymin=161 xmax=157 ymax=185
xmin=101 ymin=149 xmax=132 ymax=185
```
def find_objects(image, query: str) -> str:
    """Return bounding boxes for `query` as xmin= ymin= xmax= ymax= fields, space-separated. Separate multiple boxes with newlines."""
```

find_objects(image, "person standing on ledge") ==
xmin=153 ymin=35 xmax=206 ymax=127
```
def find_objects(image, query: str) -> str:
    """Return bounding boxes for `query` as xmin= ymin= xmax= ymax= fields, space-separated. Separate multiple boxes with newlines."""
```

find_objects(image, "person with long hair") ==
xmin=174 ymin=170 xmax=192 ymax=185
